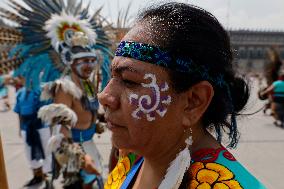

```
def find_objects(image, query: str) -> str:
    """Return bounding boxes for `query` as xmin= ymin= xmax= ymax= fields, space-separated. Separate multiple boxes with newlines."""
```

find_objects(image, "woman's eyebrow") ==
xmin=111 ymin=65 xmax=141 ymax=75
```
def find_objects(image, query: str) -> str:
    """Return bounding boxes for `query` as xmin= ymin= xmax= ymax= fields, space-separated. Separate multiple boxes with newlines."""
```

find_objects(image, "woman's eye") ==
xmin=122 ymin=79 xmax=138 ymax=87
xmin=110 ymin=75 xmax=138 ymax=88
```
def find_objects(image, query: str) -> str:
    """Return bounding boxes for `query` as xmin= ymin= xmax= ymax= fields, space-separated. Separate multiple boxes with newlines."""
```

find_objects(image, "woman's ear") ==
xmin=182 ymin=81 xmax=214 ymax=128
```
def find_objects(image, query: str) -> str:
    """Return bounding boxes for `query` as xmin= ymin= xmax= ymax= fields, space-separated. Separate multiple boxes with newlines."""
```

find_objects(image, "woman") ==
xmin=99 ymin=2 xmax=266 ymax=189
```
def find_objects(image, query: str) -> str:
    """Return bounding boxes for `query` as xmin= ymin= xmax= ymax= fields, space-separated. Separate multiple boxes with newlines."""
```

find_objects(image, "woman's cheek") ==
xmin=128 ymin=73 xmax=172 ymax=122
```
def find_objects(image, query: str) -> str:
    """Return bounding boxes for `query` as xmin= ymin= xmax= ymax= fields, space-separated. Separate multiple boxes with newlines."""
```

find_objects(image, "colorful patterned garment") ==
xmin=189 ymin=147 xmax=266 ymax=189
xmin=105 ymin=153 xmax=138 ymax=189
xmin=105 ymin=147 xmax=267 ymax=189
xmin=272 ymin=80 xmax=284 ymax=103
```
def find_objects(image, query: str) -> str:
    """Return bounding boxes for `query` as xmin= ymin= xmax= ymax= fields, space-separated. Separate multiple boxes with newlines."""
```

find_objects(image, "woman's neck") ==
xmin=133 ymin=131 xmax=190 ymax=189
xmin=190 ymin=127 xmax=222 ymax=154
xmin=132 ymin=125 xmax=221 ymax=189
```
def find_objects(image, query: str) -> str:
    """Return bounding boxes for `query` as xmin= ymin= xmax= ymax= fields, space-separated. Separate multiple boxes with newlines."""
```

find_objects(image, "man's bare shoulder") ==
xmin=41 ymin=77 xmax=82 ymax=102
xmin=54 ymin=84 xmax=73 ymax=107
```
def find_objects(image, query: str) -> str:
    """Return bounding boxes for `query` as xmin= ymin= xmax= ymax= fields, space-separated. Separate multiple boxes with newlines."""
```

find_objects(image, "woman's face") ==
xmin=98 ymin=23 xmax=186 ymax=155
xmin=98 ymin=57 xmax=185 ymax=154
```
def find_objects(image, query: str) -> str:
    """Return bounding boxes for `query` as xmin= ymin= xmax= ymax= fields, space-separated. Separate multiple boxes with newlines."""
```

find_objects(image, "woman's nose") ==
xmin=98 ymin=80 xmax=119 ymax=110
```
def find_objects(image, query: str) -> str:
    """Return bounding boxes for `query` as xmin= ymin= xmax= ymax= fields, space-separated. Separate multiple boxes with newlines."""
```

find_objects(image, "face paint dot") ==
xmin=160 ymin=83 xmax=166 ymax=89
xmin=161 ymin=82 xmax=169 ymax=92
xmin=161 ymin=95 xmax=169 ymax=101
xmin=158 ymin=106 xmax=165 ymax=112
xmin=137 ymin=110 xmax=144 ymax=118
xmin=131 ymin=98 xmax=138 ymax=105
xmin=150 ymin=111 xmax=155 ymax=117
xmin=162 ymin=96 xmax=171 ymax=105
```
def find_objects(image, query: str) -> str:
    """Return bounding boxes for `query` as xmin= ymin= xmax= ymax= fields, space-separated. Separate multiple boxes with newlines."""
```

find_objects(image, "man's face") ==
xmin=72 ymin=57 xmax=97 ymax=79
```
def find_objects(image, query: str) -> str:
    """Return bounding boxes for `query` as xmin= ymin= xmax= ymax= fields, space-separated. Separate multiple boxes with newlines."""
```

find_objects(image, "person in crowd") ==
xmin=13 ymin=76 xmax=52 ymax=187
xmin=0 ymin=75 xmax=11 ymax=112
xmin=260 ymin=71 xmax=284 ymax=127
xmin=261 ymin=48 xmax=283 ymax=115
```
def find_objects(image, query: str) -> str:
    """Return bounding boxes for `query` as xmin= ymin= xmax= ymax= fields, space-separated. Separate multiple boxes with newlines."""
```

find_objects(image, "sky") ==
xmin=92 ymin=0 xmax=284 ymax=30
xmin=1 ymin=0 xmax=284 ymax=30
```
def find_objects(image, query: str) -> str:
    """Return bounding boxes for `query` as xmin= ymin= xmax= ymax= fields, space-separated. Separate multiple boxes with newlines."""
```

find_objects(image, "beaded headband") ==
xmin=115 ymin=40 xmax=226 ymax=87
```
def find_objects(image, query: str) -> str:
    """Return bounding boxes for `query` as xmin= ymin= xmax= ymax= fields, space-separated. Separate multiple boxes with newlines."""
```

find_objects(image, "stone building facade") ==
xmin=2 ymin=18 xmax=284 ymax=75
xmin=229 ymin=30 xmax=284 ymax=74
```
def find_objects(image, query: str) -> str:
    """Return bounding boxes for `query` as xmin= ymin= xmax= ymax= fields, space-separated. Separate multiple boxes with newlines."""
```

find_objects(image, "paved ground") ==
xmin=0 ymin=79 xmax=284 ymax=189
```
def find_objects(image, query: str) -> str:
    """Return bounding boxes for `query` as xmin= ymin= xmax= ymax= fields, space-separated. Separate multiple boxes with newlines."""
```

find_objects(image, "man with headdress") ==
xmin=0 ymin=0 xmax=112 ymax=188
xmin=40 ymin=31 xmax=105 ymax=188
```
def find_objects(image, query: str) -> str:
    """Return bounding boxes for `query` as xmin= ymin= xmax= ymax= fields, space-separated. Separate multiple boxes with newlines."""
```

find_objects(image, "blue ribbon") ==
xmin=120 ymin=157 xmax=144 ymax=189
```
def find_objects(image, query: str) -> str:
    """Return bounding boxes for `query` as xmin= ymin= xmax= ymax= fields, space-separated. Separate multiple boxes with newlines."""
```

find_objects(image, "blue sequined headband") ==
xmin=115 ymin=40 xmax=226 ymax=87
xmin=115 ymin=41 xmax=195 ymax=73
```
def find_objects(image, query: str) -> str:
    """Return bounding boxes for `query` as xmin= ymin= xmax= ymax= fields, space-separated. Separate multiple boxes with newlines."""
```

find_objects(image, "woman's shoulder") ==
xmin=188 ymin=147 xmax=266 ymax=189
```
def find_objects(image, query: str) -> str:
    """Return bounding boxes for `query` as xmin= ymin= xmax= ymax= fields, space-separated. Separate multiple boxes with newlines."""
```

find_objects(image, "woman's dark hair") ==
xmin=137 ymin=2 xmax=250 ymax=148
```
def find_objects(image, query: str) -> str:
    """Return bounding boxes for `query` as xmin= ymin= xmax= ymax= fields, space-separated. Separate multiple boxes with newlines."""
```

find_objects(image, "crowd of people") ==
xmin=0 ymin=1 xmax=273 ymax=189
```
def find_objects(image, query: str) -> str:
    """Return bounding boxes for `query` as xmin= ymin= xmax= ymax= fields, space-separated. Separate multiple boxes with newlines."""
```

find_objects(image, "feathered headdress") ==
xmin=44 ymin=12 xmax=98 ymax=66
xmin=0 ymin=0 xmax=113 ymax=90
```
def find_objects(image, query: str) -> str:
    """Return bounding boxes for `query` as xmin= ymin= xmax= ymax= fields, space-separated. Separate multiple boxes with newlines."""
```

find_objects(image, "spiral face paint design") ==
xmin=129 ymin=73 xmax=172 ymax=121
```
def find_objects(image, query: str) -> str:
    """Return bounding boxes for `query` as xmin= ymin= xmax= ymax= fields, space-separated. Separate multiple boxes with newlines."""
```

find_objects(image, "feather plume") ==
xmin=80 ymin=2 xmax=90 ymax=19
xmin=41 ymin=77 xmax=83 ymax=101
xmin=44 ymin=11 xmax=97 ymax=49
xmin=0 ymin=0 xmax=112 ymax=91
xmin=158 ymin=136 xmax=193 ymax=189
xmin=0 ymin=57 xmax=23 ymax=74
xmin=0 ymin=27 xmax=21 ymax=35
xmin=22 ymin=0 xmax=50 ymax=18
xmin=46 ymin=132 xmax=64 ymax=155
xmin=38 ymin=103 xmax=78 ymax=127
xmin=48 ymin=51 xmax=65 ymax=72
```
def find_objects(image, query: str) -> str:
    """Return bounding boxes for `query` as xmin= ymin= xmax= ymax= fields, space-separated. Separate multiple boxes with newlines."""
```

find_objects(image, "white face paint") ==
xmin=129 ymin=73 xmax=172 ymax=122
